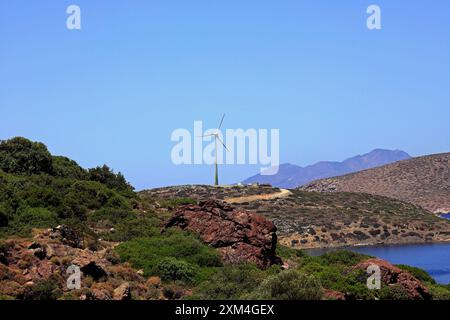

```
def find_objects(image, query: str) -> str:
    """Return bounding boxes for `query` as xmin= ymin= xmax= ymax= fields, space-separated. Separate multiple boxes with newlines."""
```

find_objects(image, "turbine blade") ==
xmin=218 ymin=114 xmax=225 ymax=129
xmin=217 ymin=136 xmax=229 ymax=152
xmin=197 ymin=134 xmax=214 ymax=137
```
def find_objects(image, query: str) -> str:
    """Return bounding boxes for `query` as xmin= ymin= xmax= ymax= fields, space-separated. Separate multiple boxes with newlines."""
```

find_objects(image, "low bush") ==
xmin=428 ymin=284 xmax=450 ymax=300
xmin=247 ymin=270 xmax=323 ymax=300
xmin=378 ymin=284 xmax=410 ymax=300
xmin=22 ymin=279 xmax=62 ymax=300
xmin=100 ymin=215 xmax=160 ymax=242
xmin=154 ymin=257 xmax=196 ymax=283
xmin=191 ymin=264 xmax=266 ymax=300
xmin=115 ymin=230 xmax=222 ymax=283
xmin=15 ymin=206 xmax=58 ymax=228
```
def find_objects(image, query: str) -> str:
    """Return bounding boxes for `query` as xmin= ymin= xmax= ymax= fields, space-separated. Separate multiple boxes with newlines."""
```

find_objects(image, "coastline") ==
xmin=302 ymin=239 xmax=450 ymax=254
xmin=285 ymin=237 xmax=450 ymax=251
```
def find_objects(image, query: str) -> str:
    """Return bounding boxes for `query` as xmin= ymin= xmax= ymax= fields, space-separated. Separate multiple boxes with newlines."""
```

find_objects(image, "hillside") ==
xmin=143 ymin=185 xmax=450 ymax=249
xmin=300 ymin=153 xmax=450 ymax=213
xmin=2 ymin=137 xmax=450 ymax=301
xmin=242 ymin=149 xmax=411 ymax=188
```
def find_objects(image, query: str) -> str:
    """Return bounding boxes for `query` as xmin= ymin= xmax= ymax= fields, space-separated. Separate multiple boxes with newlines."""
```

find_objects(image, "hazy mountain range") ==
xmin=242 ymin=149 xmax=411 ymax=188
xmin=300 ymin=152 xmax=450 ymax=213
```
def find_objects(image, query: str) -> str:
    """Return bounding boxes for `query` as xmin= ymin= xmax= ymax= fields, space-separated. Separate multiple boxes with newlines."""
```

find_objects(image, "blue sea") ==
xmin=308 ymin=243 xmax=450 ymax=284
xmin=441 ymin=213 xmax=450 ymax=220
xmin=307 ymin=213 xmax=450 ymax=285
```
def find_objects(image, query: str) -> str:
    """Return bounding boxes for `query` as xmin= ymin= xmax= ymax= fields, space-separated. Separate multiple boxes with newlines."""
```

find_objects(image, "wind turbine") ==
xmin=199 ymin=114 xmax=229 ymax=186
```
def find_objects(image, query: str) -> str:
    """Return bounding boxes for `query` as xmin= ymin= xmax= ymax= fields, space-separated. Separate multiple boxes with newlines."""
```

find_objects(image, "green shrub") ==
xmin=66 ymin=181 xmax=113 ymax=210
xmin=247 ymin=270 xmax=323 ymax=300
xmin=276 ymin=245 xmax=305 ymax=260
xmin=0 ymin=137 xmax=53 ymax=175
xmin=22 ymin=279 xmax=62 ymax=300
xmin=428 ymin=284 xmax=450 ymax=300
xmin=191 ymin=264 xmax=265 ymax=300
xmin=154 ymin=257 xmax=196 ymax=283
xmin=298 ymin=253 xmax=376 ymax=300
xmin=0 ymin=138 xmax=137 ymax=239
xmin=317 ymin=250 xmax=368 ymax=267
xmin=58 ymin=193 xmax=87 ymax=220
xmin=378 ymin=284 xmax=410 ymax=300
xmin=52 ymin=156 xmax=88 ymax=180
xmin=160 ymin=198 xmax=197 ymax=208
xmin=88 ymin=208 xmax=134 ymax=225
xmin=15 ymin=207 xmax=58 ymax=228
xmin=115 ymin=230 xmax=222 ymax=282
xmin=88 ymin=165 xmax=134 ymax=195
xmin=101 ymin=216 xmax=160 ymax=242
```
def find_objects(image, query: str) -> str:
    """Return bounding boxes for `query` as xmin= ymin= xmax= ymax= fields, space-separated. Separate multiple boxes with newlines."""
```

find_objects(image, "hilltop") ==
xmin=243 ymin=149 xmax=411 ymax=188
xmin=143 ymin=184 xmax=450 ymax=249
xmin=300 ymin=153 xmax=450 ymax=213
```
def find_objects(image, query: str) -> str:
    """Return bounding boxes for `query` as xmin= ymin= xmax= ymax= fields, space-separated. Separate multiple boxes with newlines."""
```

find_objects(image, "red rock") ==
xmin=35 ymin=260 xmax=55 ymax=279
xmin=352 ymin=258 xmax=431 ymax=300
xmin=164 ymin=200 xmax=281 ymax=268
xmin=324 ymin=289 xmax=346 ymax=300
xmin=113 ymin=282 xmax=131 ymax=300
xmin=91 ymin=288 xmax=112 ymax=300
xmin=147 ymin=276 xmax=161 ymax=288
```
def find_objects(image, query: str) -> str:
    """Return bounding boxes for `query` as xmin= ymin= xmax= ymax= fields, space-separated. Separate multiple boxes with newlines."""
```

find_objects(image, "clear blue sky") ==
xmin=1 ymin=0 xmax=449 ymax=189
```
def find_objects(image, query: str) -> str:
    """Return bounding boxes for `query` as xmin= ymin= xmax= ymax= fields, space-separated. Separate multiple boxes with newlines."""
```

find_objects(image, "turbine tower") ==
xmin=200 ymin=114 xmax=228 ymax=186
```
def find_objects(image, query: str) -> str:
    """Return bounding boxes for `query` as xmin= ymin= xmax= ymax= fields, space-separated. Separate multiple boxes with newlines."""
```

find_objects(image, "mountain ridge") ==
xmin=242 ymin=149 xmax=411 ymax=188
xmin=300 ymin=152 xmax=450 ymax=213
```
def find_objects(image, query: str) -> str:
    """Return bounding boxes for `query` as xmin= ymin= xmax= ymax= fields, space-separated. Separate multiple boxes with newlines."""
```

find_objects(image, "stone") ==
xmin=80 ymin=261 xmax=108 ymax=281
xmin=164 ymin=200 xmax=281 ymax=269
xmin=33 ymin=247 xmax=47 ymax=260
xmin=50 ymin=225 xmax=83 ymax=248
xmin=352 ymin=258 xmax=431 ymax=300
xmin=113 ymin=282 xmax=131 ymax=300
xmin=91 ymin=288 xmax=112 ymax=300
xmin=147 ymin=276 xmax=161 ymax=288
xmin=324 ymin=289 xmax=346 ymax=300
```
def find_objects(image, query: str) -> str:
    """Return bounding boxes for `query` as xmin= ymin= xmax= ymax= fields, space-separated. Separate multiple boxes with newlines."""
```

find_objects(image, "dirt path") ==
xmin=224 ymin=189 xmax=292 ymax=204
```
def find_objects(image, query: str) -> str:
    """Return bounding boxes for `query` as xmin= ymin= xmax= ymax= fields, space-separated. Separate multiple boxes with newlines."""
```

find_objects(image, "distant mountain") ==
xmin=242 ymin=149 xmax=411 ymax=189
xmin=300 ymin=152 xmax=450 ymax=213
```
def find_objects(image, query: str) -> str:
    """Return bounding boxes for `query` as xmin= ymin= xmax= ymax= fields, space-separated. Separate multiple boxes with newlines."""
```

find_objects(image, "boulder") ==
xmin=147 ymin=276 xmax=161 ymax=288
xmin=80 ymin=261 xmax=108 ymax=281
xmin=91 ymin=288 xmax=112 ymax=300
xmin=49 ymin=225 xmax=83 ymax=248
xmin=164 ymin=200 xmax=281 ymax=268
xmin=352 ymin=258 xmax=431 ymax=300
xmin=113 ymin=282 xmax=131 ymax=300
xmin=324 ymin=289 xmax=346 ymax=300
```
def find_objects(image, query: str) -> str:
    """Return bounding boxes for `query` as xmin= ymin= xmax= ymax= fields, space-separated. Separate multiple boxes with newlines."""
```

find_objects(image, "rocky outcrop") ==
xmin=323 ymin=289 xmax=346 ymax=300
xmin=164 ymin=200 xmax=281 ymax=269
xmin=352 ymin=258 xmax=431 ymax=300
xmin=113 ymin=282 xmax=131 ymax=300
xmin=47 ymin=225 xmax=84 ymax=248
xmin=0 ymin=230 xmax=162 ymax=300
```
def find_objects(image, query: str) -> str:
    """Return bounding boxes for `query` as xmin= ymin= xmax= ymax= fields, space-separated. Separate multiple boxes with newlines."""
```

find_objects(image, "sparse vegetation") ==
xmin=246 ymin=270 xmax=323 ymax=300
xmin=0 ymin=137 xmax=449 ymax=301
